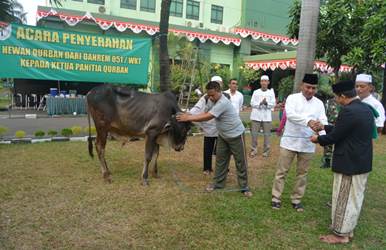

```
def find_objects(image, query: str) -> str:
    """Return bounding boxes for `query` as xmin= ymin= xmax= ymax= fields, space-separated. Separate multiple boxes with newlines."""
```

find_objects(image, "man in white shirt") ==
xmin=271 ymin=73 xmax=328 ymax=212
xmin=188 ymin=75 xmax=224 ymax=175
xmin=249 ymin=75 xmax=276 ymax=157
xmin=355 ymin=73 xmax=385 ymax=132
xmin=224 ymin=78 xmax=244 ymax=115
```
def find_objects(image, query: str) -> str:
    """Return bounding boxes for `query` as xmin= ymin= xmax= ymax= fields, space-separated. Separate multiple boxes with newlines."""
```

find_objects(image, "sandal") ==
xmin=205 ymin=184 xmax=220 ymax=193
xmin=249 ymin=151 xmax=257 ymax=158
xmin=242 ymin=190 xmax=253 ymax=198
xmin=271 ymin=201 xmax=281 ymax=209
xmin=292 ymin=203 xmax=304 ymax=212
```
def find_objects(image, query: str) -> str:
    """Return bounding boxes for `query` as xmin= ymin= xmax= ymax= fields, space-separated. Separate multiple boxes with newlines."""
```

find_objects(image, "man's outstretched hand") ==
xmin=176 ymin=113 xmax=191 ymax=122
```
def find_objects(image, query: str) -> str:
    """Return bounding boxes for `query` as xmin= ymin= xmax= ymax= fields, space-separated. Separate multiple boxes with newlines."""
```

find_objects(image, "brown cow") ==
xmin=87 ymin=85 xmax=191 ymax=185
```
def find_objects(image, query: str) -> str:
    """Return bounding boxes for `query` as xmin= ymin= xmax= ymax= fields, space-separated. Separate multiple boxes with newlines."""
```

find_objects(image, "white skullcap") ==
xmin=261 ymin=75 xmax=269 ymax=81
xmin=211 ymin=75 xmax=223 ymax=83
xmin=355 ymin=74 xmax=372 ymax=83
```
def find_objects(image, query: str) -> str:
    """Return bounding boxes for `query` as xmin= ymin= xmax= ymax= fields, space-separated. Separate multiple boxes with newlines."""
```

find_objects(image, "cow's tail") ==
xmin=87 ymin=110 xmax=94 ymax=158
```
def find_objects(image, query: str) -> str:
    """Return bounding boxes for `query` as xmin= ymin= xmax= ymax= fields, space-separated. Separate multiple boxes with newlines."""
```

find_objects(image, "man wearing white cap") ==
xmin=249 ymin=75 xmax=276 ymax=157
xmin=189 ymin=75 xmax=223 ymax=175
xmin=355 ymin=74 xmax=385 ymax=132
xmin=211 ymin=75 xmax=223 ymax=86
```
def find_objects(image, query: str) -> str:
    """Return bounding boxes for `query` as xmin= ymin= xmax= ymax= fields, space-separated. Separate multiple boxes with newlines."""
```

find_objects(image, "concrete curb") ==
xmin=0 ymin=130 xmax=252 ymax=145
xmin=0 ymin=136 xmax=94 ymax=144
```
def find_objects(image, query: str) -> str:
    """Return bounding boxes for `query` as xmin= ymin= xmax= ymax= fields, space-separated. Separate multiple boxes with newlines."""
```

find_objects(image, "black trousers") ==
xmin=203 ymin=136 xmax=217 ymax=172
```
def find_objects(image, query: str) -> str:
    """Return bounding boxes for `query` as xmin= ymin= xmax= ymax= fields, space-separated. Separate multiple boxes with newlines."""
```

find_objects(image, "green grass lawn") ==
xmin=0 ymin=135 xmax=385 ymax=249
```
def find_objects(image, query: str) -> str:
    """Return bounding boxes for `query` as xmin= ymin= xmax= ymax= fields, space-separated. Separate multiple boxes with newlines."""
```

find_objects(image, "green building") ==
xmin=36 ymin=0 xmax=296 ymax=90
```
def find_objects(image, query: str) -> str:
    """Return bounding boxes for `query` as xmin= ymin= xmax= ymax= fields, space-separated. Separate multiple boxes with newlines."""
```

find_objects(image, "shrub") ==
xmin=15 ymin=130 xmax=26 ymax=138
xmin=0 ymin=126 xmax=8 ymax=137
xmin=34 ymin=130 xmax=45 ymax=137
xmin=278 ymin=76 xmax=295 ymax=101
xmin=47 ymin=130 xmax=58 ymax=136
xmin=61 ymin=128 xmax=73 ymax=137
xmin=71 ymin=126 xmax=82 ymax=136
xmin=83 ymin=126 xmax=97 ymax=135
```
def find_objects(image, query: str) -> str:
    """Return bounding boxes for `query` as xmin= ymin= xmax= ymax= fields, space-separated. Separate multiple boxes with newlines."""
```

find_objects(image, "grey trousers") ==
xmin=250 ymin=120 xmax=272 ymax=153
xmin=212 ymin=134 xmax=249 ymax=191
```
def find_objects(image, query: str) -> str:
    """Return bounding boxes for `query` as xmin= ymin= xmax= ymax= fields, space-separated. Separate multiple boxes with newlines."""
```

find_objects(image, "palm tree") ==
xmin=293 ymin=0 xmax=320 ymax=92
xmin=0 ymin=0 xmax=26 ymax=23
xmin=159 ymin=0 xmax=172 ymax=92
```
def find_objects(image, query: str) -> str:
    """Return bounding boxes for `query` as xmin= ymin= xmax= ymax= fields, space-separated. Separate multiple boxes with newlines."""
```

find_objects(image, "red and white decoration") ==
xmin=234 ymin=27 xmax=298 ymax=46
xmin=37 ymin=9 xmax=241 ymax=46
xmin=245 ymin=59 xmax=352 ymax=73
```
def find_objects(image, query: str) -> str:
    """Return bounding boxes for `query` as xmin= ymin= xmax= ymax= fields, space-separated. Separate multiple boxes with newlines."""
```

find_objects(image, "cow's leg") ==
xmin=142 ymin=135 xmax=157 ymax=186
xmin=95 ymin=129 xmax=112 ymax=183
xmin=151 ymin=144 xmax=160 ymax=178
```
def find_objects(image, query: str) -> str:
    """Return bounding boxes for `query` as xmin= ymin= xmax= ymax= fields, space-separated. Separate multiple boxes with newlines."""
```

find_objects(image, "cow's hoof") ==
xmin=103 ymin=173 xmax=112 ymax=183
xmin=142 ymin=179 xmax=149 ymax=186
xmin=152 ymin=172 xmax=160 ymax=178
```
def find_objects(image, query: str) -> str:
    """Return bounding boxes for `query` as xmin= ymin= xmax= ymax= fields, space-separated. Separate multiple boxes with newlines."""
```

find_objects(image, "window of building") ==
xmin=140 ymin=0 xmax=155 ymax=12
xmin=211 ymin=5 xmax=223 ymax=24
xmin=121 ymin=0 xmax=137 ymax=10
xmin=186 ymin=0 xmax=200 ymax=20
xmin=87 ymin=0 xmax=104 ymax=4
xmin=170 ymin=0 xmax=183 ymax=17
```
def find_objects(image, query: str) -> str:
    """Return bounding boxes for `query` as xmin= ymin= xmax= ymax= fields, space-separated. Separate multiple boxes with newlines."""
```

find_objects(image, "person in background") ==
xmin=249 ymin=75 xmax=276 ymax=158
xmin=271 ymin=73 xmax=328 ymax=212
xmin=177 ymin=81 xmax=252 ymax=197
xmin=310 ymin=80 xmax=373 ymax=244
xmin=355 ymin=73 xmax=385 ymax=133
xmin=224 ymin=78 xmax=244 ymax=115
xmin=189 ymin=75 xmax=225 ymax=175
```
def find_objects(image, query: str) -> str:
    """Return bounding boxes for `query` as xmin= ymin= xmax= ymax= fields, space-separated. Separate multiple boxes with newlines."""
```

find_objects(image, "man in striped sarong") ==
xmin=311 ymin=80 xmax=373 ymax=244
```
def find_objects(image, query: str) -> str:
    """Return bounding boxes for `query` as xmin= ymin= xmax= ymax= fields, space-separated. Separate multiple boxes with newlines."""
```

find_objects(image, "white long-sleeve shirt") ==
xmin=280 ymin=92 xmax=328 ymax=153
xmin=224 ymin=89 xmax=244 ymax=115
xmin=189 ymin=95 xmax=218 ymax=137
xmin=362 ymin=95 xmax=385 ymax=128
xmin=250 ymin=88 xmax=276 ymax=121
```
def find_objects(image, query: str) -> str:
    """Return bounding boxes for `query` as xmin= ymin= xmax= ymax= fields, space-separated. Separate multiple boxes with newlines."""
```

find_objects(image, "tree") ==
xmin=0 ymin=0 xmax=26 ymax=23
xmin=288 ymin=0 xmax=386 ymax=131
xmin=1 ymin=0 xmax=63 ymax=23
xmin=288 ymin=0 xmax=386 ymax=76
xmin=159 ymin=0 xmax=172 ymax=92
xmin=293 ymin=0 xmax=320 ymax=92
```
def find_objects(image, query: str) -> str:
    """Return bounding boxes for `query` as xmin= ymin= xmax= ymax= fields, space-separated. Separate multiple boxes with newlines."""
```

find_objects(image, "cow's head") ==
xmin=166 ymin=114 xmax=192 ymax=151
